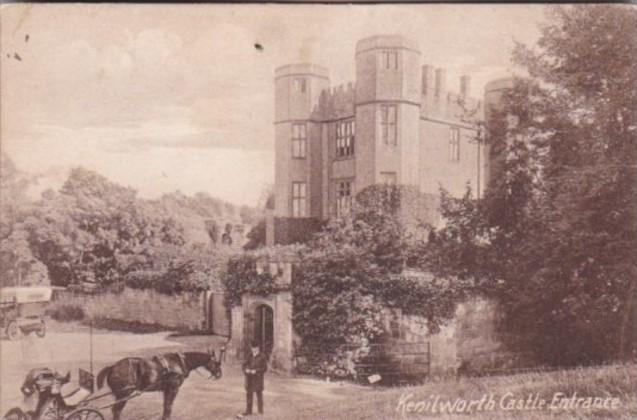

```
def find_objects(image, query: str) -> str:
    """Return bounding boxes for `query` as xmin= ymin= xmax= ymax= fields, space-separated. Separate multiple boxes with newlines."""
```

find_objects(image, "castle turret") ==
xmin=484 ymin=77 xmax=514 ymax=119
xmin=274 ymin=64 xmax=330 ymax=218
xmin=483 ymin=77 xmax=515 ymax=188
xmin=354 ymin=35 xmax=422 ymax=190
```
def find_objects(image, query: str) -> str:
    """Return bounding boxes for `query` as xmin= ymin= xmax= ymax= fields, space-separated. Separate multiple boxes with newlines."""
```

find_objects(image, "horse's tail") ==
xmin=96 ymin=366 xmax=112 ymax=389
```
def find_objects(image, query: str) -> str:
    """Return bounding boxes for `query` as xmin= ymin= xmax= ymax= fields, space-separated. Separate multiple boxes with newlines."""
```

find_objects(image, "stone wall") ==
xmin=385 ymin=298 xmax=515 ymax=376
xmin=51 ymin=288 xmax=206 ymax=331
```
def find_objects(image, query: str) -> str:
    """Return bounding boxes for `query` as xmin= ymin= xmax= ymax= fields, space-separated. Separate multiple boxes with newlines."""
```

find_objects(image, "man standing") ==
xmin=241 ymin=341 xmax=268 ymax=416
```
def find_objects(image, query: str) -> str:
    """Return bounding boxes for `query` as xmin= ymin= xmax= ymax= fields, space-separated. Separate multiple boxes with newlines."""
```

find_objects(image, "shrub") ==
xmin=291 ymin=185 xmax=466 ymax=374
xmin=125 ymin=262 xmax=210 ymax=296
xmin=86 ymin=317 xmax=171 ymax=334
xmin=50 ymin=304 xmax=86 ymax=322
xmin=222 ymin=253 xmax=280 ymax=308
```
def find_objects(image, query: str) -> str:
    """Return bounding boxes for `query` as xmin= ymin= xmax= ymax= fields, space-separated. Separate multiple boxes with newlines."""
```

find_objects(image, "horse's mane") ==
xmin=182 ymin=351 xmax=212 ymax=370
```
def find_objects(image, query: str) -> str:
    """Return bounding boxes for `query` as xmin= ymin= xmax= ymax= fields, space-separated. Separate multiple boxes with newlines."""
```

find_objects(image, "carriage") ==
xmin=2 ymin=367 xmax=104 ymax=420
xmin=0 ymin=287 xmax=51 ymax=340
xmin=2 ymin=349 xmax=225 ymax=420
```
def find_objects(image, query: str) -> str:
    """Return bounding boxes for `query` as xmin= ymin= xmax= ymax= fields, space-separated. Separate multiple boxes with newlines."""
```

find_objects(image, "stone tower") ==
xmin=483 ymin=77 xmax=515 ymax=188
xmin=273 ymin=64 xmax=330 ymax=218
xmin=354 ymin=35 xmax=422 ymax=190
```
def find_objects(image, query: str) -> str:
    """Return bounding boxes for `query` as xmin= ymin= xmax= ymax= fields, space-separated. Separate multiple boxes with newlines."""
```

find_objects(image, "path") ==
xmin=0 ymin=322 xmax=366 ymax=419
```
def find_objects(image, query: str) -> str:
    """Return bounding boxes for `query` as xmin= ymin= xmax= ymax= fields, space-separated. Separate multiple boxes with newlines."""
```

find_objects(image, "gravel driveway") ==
xmin=1 ymin=321 xmax=365 ymax=419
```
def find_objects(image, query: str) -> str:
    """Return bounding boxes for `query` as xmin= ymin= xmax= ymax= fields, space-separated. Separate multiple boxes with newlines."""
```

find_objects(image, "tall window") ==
xmin=336 ymin=120 xmax=355 ymax=157
xmin=292 ymin=123 xmax=306 ymax=158
xmin=292 ymin=78 xmax=306 ymax=93
xmin=449 ymin=127 xmax=460 ymax=162
xmin=380 ymin=171 xmax=397 ymax=185
xmin=292 ymin=182 xmax=307 ymax=217
xmin=382 ymin=51 xmax=398 ymax=70
xmin=335 ymin=181 xmax=352 ymax=218
xmin=380 ymin=105 xmax=397 ymax=145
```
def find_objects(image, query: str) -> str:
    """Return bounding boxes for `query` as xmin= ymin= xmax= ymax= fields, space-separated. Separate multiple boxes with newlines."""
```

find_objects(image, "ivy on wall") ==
xmin=223 ymin=185 xmax=468 ymax=378
xmin=221 ymin=254 xmax=280 ymax=308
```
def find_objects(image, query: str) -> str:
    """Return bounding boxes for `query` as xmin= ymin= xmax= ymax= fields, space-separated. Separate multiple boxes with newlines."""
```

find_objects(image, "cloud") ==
xmin=2 ymin=3 xmax=547 ymax=206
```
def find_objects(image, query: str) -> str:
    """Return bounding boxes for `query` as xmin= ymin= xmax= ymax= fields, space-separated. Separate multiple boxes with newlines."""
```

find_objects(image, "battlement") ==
xmin=275 ymin=49 xmax=490 ymax=126
xmin=420 ymin=64 xmax=483 ymax=124
xmin=311 ymin=82 xmax=357 ymax=121
xmin=275 ymin=63 xmax=329 ymax=79
xmin=355 ymin=34 xmax=420 ymax=55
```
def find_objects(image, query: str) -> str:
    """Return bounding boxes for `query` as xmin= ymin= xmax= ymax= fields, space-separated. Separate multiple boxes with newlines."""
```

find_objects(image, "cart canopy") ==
xmin=0 ymin=287 xmax=53 ymax=304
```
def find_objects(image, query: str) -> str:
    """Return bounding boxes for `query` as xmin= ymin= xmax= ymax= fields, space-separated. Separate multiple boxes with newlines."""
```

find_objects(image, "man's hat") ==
xmin=250 ymin=340 xmax=260 ymax=348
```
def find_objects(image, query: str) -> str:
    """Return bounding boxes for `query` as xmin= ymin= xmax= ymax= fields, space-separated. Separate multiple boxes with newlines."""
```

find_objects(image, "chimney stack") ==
xmin=460 ymin=75 xmax=471 ymax=97
xmin=422 ymin=65 xmax=434 ymax=95
xmin=435 ymin=68 xmax=446 ymax=96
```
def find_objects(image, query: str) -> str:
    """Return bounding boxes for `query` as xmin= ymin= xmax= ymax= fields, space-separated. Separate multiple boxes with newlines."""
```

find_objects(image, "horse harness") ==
xmin=153 ymin=352 xmax=188 ymax=379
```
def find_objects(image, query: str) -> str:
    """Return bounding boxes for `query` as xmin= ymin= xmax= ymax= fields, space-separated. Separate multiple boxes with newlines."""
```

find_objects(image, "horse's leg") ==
xmin=161 ymin=385 xmax=180 ymax=420
xmin=111 ymin=391 xmax=131 ymax=420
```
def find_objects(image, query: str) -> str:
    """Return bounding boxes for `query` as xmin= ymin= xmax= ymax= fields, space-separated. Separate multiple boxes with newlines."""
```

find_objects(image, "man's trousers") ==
xmin=246 ymin=390 xmax=263 ymax=414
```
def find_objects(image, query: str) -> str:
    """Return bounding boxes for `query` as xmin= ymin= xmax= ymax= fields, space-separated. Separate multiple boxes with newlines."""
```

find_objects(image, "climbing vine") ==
xmin=221 ymin=254 xmax=280 ymax=308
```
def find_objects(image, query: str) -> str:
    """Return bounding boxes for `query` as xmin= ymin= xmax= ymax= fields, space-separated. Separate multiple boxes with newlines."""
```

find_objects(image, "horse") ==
xmin=96 ymin=349 xmax=223 ymax=420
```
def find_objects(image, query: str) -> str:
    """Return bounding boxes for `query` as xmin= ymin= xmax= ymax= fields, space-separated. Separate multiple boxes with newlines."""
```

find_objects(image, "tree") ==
xmin=293 ymin=185 xmax=466 ymax=361
xmin=0 ymin=155 xmax=50 ymax=286
xmin=0 ymin=227 xmax=50 ymax=287
xmin=426 ymin=5 xmax=637 ymax=365
xmin=0 ymin=155 xmax=30 ymax=240
xmin=243 ymin=219 xmax=266 ymax=250
xmin=243 ymin=188 xmax=272 ymax=250
xmin=25 ymin=168 xmax=186 ymax=286
xmin=205 ymin=219 xmax=220 ymax=245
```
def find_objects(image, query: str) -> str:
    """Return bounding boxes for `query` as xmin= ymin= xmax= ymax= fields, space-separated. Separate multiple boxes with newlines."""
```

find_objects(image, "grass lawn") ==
xmin=278 ymin=363 xmax=637 ymax=420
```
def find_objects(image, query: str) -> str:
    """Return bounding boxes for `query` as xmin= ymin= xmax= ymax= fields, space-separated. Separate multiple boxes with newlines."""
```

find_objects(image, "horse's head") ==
xmin=204 ymin=348 xmax=223 ymax=380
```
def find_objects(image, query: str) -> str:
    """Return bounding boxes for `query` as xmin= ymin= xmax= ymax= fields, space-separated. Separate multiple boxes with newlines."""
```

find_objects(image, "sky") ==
xmin=1 ymin=4 xmax=547 ymax=206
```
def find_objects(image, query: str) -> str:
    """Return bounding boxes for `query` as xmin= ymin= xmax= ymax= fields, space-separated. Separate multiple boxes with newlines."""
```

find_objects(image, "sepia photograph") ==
xmin=1 ymin=3 xmax=636 ymax=419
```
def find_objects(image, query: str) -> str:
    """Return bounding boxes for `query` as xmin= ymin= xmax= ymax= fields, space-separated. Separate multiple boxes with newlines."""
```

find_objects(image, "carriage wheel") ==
xmin=2 ymin=407 xmax=29 ymax=420
xmin=6 ymin=321 xmax=22 ymax=341
xmin=36 ymin=321 xmax=46 ymax=338
xmin=64 ymin=409 xmax=104 ymax=420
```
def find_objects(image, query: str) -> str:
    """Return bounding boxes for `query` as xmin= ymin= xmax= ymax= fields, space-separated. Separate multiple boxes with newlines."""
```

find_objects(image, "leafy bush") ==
xmin=86 ymin=317 xmax=172 ymax=334
xmin=125 ymin=261 xmax=212 ymax=295
xmin=222 ymin=253 xmax=281 ymax=308
xmin=291 ymin=185 xmax=465 ymax=373
xmin=243 ymin=219 xmax=266 ymax=250
xmin=50 ymin=304 xmax=86 ymax=322
xmin=225 ymin=185 xmax=467 ymax=377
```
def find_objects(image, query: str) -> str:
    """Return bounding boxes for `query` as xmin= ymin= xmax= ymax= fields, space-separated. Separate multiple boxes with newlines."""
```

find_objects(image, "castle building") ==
xmin=267 ymin=34 xmax=504 ymax=245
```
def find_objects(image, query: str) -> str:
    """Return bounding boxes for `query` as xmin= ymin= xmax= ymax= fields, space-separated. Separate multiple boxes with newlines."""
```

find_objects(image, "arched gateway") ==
xmin=230 ymin=258 xmax=295 ymax=372
xmin=246 ymin=303 xmax=274 ymax=355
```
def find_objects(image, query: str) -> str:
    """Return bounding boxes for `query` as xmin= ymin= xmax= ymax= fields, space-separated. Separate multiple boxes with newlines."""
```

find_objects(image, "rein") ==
xmin=186 ymin=352 xmax=221 ymax=380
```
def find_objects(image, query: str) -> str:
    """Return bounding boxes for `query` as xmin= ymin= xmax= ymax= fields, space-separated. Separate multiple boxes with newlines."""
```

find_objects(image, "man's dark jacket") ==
xmin=242 ymin=352 xmax=268 ymax=392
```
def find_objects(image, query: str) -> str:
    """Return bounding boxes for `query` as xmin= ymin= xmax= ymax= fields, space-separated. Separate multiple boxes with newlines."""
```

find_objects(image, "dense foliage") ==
xmin=222 ymin=185 xmax=464 ymax=375
xmin=221 ymin=253 xmax=281 ymax=308
xmin=49 ymin=304 xmax=86 ymax=322
xmin=0 ymin=156 xmax=50 ymax=286
xmin=292 ymin=185 xmax=468 ymax=363
xmin=243 ymin=219 xmax=266 ymax=251
xmin=0 ymin=163 xmax=253 ymax=293
xmin=424 ymin=5 xmax=637 ymax=365
xmin=22 ymin=168 xmax=187 ymax=287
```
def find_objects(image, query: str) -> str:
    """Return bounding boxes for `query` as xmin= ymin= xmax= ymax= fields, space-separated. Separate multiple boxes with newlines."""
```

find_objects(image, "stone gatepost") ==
xmin=230 ymin=305 xmax=244 ymax=359
xmin=229 ymin=257 xmax=295 ymax=373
